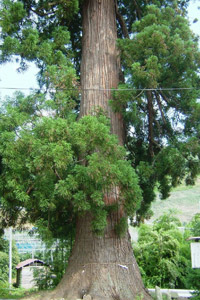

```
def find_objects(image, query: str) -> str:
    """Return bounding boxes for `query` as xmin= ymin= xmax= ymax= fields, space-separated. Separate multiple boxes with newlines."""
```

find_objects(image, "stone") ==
xmin=155 ymin=286 xmax=162 ymax=300
xmin=166 ymin=291 xmax=172 ymax=300
xmin=83 ymin=295 xmax=92 ymax=300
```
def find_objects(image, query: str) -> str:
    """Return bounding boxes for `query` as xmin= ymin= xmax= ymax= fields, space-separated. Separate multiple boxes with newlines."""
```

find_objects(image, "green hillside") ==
xmin=150 ymin=178 xmax=200 ymax=224
xmin=129 ymin=178 xmax=200 ymax=242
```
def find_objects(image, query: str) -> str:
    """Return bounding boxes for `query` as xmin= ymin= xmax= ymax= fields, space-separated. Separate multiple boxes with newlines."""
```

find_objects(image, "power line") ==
xmin=0 ymin=87 xmax=199 ymax=91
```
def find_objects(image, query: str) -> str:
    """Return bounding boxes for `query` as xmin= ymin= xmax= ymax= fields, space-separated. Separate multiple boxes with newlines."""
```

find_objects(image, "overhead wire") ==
xmin=0 ymin=87 xmax=199 ymax=91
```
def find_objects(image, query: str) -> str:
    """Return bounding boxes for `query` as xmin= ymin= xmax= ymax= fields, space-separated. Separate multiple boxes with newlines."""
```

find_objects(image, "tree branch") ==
xmin=152 ymin=137 xmax=162 ymax=150
xmin=146 ymin=91 xmax=154 ymax=158
xmin=154 ymin=91 xmax=167 ymax=125
xmin=115 ymin=1 xmax=129 ymax=38
xmin=26 ymin=185 xmax=34 ymax=195
xmin=30 ymin=3 xmax=58 ymax=17
xmin=159 ymin=90 xmax=170 ymax=104
xmin=133 ymin=0 xmax=142 ymax=20
xmin=54 ymin=167 xmax=62 ymax=180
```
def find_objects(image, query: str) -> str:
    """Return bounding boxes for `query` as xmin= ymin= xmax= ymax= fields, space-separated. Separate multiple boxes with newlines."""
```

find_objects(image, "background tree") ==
xmin=32 ymin=238 xmax=72 ymax=291
xmin=116 ymin=3 xmax=200 ymax=223
xmin=0 ymin=236 xmax=19 ymax=283
xmin=185 ymin=213 xmax=200 ymax=299
xmin=189 ymin=213 xmax=200 ymax=236
xmin=0 ymin=0 xmax=199 ymax=299
xmin=134 ymin=212 xmax=190 ymax=288
xmin=134 ymin=212 xmax=200 ymax=296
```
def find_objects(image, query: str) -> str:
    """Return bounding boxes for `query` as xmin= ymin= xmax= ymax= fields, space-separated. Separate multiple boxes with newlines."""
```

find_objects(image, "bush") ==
xmin=0 ymin=252 xmax=9 ymax=282
xmin=189 ymin=213 xmax=200 ymax=236
xmin=33 ymin=238 xmax=71 ymax=290
xmin=133 ymin=211 xmax=191 ymax=288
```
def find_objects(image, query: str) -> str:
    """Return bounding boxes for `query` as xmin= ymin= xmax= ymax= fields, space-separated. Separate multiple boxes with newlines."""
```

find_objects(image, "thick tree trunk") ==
xmin=80 ymin=0 xmax=124 ymax=145
xmin=45 ymin=214 xmax=151 ymax=300
xmin=38 ymin=1 xmax=151 ymax=299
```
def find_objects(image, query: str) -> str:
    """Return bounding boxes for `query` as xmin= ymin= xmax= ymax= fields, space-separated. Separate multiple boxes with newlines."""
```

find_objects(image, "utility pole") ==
xmin=9 ymin=227 xmax=12 ymax=289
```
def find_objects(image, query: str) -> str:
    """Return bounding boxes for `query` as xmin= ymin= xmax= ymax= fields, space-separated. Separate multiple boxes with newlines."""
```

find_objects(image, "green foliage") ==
xmin=189 ymin=213 xmax=200 ymax=236
xmin=0 ymin=251 xmax=9 ymax=283
xmin=135 ymin=211 xmax=200 ymax=291
xmin=181 ymin=213 xmax=200 ymax=297
xmin=0 ymin=95 xmax=142 ymax=238
xmin=0 ymin=0 xmax=199 ymax=231
xmin=119 ymin=5 xmax=200 ymax=90
xmin=116 ymin=3 xmax=200 ymax=222
xmin=185 ymin=268 xmax=200 ymax=299
xmin=0 ymin=2 xmax=199 ymax=296
xmin=134 ymin=212 xmax=190 ymax=288
xmin=0 ymin=236 xmax=20 ymax=283
xmin=154 ymin=147 xmax=186 ymax=199
xmin=115 ymin=217 xmax=128 ymax=237
xmin=0 ymin=282 xmax=36 ymax=299
xmin=32 ymin=239 xmax=71 ymax=290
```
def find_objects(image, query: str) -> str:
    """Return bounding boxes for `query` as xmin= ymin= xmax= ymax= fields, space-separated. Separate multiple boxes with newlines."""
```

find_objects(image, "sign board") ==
xmin=191 ymin=243 xmax=200 ymax=268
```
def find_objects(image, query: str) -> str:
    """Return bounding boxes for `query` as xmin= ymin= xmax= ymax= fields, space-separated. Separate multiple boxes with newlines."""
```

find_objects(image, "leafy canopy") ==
xmin=115 ymin=3 xmax=200 ymax=222
xmin=0 ymin=0 xmax=199 ymax=230
xmin=134 ymin=211 xmax=190 ymax=288
xmin=134 ymin=211 xmax=200 ymax=292
xmin=0 ymin=94 xmax=142 ymax=238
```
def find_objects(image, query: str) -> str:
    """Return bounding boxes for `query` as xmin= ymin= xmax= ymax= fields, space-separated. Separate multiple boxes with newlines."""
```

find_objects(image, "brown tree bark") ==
xmin=80 ymin=0 xmax=124 ymax=145
xmin=147 ymin=91 xmax=154 ymax=158
xmin=36 ymin=1 xmax=151 ymax=299
xmin=45 ymin=214 xmax=151 ymax=300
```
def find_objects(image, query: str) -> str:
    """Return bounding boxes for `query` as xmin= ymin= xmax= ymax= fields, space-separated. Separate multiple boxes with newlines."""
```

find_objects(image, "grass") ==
xmin=0 ymin=285 xmax=37 ymax=299
xmin=0 ymin=283 xmax=53 ymax=300
xmin=150 ymin=178 xmax=200 ymax=224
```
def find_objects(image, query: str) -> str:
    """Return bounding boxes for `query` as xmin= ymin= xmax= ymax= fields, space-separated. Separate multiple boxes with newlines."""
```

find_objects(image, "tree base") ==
xmin=47 ymin=264 xmax=151 ymax=300
xmin=29 ymin=214 xmax=151 ymax=300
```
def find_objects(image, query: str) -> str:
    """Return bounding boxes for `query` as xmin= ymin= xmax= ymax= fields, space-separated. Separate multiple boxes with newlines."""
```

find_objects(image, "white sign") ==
xmin=191 ymin=243 xmax=200 ymax=268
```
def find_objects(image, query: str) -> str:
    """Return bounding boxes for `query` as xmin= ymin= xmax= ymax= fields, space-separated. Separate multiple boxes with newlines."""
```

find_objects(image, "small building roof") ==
xmin=16 ymin=258 xmax=45 ymax=269
xmin=187 ymin=237 xmax=200 ymax=241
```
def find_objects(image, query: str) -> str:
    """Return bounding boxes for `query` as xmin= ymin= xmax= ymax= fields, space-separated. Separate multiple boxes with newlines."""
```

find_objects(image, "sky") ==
xmin=0 ymin=1 xmax=199 ymax=100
